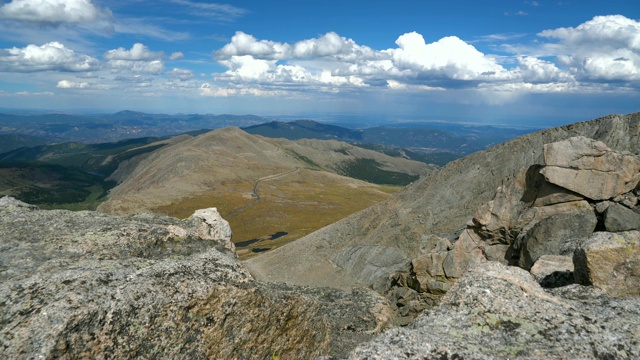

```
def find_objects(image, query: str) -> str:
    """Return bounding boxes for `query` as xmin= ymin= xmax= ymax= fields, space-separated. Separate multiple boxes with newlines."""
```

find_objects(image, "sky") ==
xmin=0 ymin=0 xmax=639 ymax=126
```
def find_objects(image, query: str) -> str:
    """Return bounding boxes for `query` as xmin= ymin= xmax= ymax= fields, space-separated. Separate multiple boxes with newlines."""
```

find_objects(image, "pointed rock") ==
xmin=189 ymin=207 xmax=235 ymax=253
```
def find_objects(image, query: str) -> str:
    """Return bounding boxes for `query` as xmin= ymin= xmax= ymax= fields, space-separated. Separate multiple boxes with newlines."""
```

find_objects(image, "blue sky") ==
xmin=0 ymin=0 xmax=638 ymax=126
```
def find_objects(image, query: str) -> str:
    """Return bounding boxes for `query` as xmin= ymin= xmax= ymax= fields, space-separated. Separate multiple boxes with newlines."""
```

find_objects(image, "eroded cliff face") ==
xmin=0 ymin=197 xmax=391 ymax=359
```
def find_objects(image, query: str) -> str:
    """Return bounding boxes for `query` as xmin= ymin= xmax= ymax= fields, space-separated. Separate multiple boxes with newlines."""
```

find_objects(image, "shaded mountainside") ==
xmin=0 ymin=135 xmax=189 ymax=210
xmin=0 ymin=135 xmax=178 ymax=176
xmin=244 ymin=119 xmax=534 ymax=166
xmin=243 ymin=119 xmax=364 ymax=142
xmin=98 ymin=127 xmax=434 ymax=256
xmin=0 ymin=134 xmax=50 ymax=153
xmin=245 ymin=112 xmax=640 ymax=291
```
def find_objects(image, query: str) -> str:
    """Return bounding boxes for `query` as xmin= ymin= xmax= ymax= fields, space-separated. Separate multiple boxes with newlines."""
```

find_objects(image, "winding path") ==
xmin=227 ymin=167 xmax=299 ymax=217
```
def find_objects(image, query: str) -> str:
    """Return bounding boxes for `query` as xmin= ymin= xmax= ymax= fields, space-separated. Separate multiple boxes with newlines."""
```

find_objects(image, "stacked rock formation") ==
xmin=354 ymin=135 xmax=640 ymax=358
xmin=387 ymin=136 xmax=640 ymax=305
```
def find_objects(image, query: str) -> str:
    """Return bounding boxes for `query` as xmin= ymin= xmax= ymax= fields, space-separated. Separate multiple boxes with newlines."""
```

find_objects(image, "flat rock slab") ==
xmin=0 ymin=198 xmax=388 ymax=359
xmin=574 ymin=231 xmax=640 ymax=297
xmin=530 ymin=255 xmax=574 ymax=288
xmin=541 ymin=136 xmax=640 ymax=200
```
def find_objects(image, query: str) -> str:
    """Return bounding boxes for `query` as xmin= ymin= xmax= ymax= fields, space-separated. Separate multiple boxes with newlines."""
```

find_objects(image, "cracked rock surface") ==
xmin=0 ymin=197 xmax=391 ymax=359
xmin=352 ymin=261 xmax=640 ymax=359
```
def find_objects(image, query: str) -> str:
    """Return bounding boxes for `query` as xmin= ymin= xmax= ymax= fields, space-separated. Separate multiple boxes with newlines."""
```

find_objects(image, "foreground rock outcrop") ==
xmin=0 ymin=197 xmax=390 ymax=359
xmin=352 ymin=261 xmax=640 ymax=359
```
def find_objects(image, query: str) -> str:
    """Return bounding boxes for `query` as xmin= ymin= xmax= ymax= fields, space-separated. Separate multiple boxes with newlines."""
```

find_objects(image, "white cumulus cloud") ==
xmin=0 ymin=0 xmax=111 ymax=25
xmin=217 ymin=32 xmax=290 ymax=60
xmin=104 ymin=43 xmax=164 ymax=61
xmin=389 ymin=32 xmax=509 ymax=81
xmin=57 ymin=80 xmax=89 ymax=88
xmin=291 ymin=32 xmax=377 ymax=61
xmin=511 ymin=56 xmax=573 ymax=84
xmin=216 ymin=31 xmax=377 ymax=62
xmin=539 ymin=15 xmax=640 ymax=81
xmin=215 ymin=31 xmax=521 ymax=92
xmin=212 ymin=20 xmax=640 ymax=97
xmin=0 ymin=41 xmax=99 ymax=72
xmin=169 ymin=52 xmax=184 ymax=60
xmin=105 ymin=43 xmax=165 ymax=74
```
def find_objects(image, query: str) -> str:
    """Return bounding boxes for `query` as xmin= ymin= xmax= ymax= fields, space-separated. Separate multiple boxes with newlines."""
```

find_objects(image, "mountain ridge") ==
xmin=244 ymin=112 xmax=640 ymax=290
xmin=98 ymin=127 xmax=433 ymax=256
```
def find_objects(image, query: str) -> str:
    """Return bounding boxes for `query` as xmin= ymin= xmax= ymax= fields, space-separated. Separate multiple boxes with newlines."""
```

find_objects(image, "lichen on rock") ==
xmin=0 ymin=197 xmax=390 ymax=359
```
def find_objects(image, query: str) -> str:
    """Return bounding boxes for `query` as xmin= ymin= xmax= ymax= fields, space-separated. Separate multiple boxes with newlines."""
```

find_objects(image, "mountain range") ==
xmin=245 ymin=119 xmax=533 ymax=165
xmin=0 ymin=111 xmax=267 ymax=144
xmin=0 ymin=110 xmax=534 ymax=166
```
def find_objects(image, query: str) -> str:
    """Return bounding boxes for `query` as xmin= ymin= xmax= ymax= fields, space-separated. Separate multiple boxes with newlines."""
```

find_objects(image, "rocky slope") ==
xmin=245 ymin=113 xmax=640 ymax=292
xmin=352 ymin=260 xmax=640 ymax=359
xmin=347 ymin=122 xmax=640 ymax=357
xmin=0 ymin=196 xmax=391 ymax=359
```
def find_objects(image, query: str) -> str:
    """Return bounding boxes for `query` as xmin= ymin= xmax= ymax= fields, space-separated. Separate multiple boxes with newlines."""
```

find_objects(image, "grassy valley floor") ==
xmin=153 ymin=168 xmax=400 ymax=259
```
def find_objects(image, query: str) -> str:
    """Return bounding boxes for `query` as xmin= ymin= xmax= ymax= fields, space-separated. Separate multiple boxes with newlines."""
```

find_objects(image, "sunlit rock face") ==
xmin=0 ymin=197 xmax=391 ymax=359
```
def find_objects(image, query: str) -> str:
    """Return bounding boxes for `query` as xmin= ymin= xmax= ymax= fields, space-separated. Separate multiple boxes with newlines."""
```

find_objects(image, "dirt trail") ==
xmin=227 ymin=167 xmax=299 ymax=217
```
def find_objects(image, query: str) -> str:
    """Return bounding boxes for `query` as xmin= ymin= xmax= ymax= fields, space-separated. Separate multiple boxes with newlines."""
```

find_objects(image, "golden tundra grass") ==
xmin=154 ymin=169 xmax=400 ymax=259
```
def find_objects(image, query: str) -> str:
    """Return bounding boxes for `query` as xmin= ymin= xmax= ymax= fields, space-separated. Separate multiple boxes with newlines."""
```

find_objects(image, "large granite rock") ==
xmin=541 ymin=136 xmax=640 ymax=201
xmin=574 ymin=231 xmax=640 ymax=297
xmin=604 ymin=202 xmax=640 ymax=232
xmin=516 ymin=208 xmax=597 ymax=270
xmin=352 ymin=262 xmax=640 ymax=359
xmin=410 ymin=236 xmax=452 ymax=293
xmin=0 ymin=197 xmax=390 ymax=359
